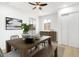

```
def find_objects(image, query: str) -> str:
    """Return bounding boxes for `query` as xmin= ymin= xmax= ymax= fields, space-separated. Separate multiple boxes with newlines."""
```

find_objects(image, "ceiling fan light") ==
xmin=36 ymin=5 xmax=40 ymax=8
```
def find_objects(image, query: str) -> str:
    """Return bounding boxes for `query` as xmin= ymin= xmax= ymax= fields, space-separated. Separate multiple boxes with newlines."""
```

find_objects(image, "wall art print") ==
xmin=6 ymin=17 xmax=22 ymax=30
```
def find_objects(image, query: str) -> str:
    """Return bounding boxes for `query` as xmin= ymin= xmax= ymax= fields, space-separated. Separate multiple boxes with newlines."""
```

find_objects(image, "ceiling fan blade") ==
xmin=33 ymin=7 xmax=36 ymax=9
xmin=40 ymin=4 xmax=47 ymax=6
xmin=28 ymin=2 xmax=36 ymax=5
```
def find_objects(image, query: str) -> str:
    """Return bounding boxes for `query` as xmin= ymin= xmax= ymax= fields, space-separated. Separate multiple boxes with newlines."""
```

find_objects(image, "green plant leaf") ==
xmin=21 ymin=23 xmax=30 ymax=33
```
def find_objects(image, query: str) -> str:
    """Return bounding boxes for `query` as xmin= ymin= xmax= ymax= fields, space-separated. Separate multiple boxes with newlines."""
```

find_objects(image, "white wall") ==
xmin=0 ymin=4 xmax=36 ymax=50
xmin=38 ymin=12 xmax=58 ymax=31
xmin=58 ymin=5 xmax=79 ymax=48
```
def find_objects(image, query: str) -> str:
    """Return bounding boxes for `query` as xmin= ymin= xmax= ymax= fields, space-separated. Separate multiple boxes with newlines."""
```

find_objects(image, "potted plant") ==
xmin=21 ymin=23 xmax=30 ymax=38
xmin=21 ymin=23 xmax=34 ymax=43
xmin=21 ymin=23 xmax=30 ymax=34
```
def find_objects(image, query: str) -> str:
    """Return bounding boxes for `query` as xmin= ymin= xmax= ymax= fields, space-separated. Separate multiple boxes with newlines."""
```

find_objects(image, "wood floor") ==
xmin=52 ymin=42 xmax=79 ymax=57
xmin=63 ymin=46 xmax=79 ymax=57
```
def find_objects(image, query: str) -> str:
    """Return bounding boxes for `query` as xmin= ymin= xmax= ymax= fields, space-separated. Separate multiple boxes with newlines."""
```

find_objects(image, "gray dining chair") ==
xmin=32 ymin=45 xmax=55 ymax=57
xmin=10 ymin=35 xmax=19 ymax=40
xmin=10 ymin=35 xmax=19 ymax=51
xmin=0 ymin=48 xmax=4 ymax=57
xmin=0 ymin=48 xmax=20 ymax=57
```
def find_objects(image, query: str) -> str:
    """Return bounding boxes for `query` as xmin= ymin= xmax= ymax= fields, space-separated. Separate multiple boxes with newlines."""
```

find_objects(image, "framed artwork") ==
xmin=6 ymin=17 xmax=22 ymax=30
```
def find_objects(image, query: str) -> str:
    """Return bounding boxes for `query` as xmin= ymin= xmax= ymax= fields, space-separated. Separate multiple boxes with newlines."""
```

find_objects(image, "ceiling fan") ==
xmin=28 ymin=2 xmax=48 ymax=10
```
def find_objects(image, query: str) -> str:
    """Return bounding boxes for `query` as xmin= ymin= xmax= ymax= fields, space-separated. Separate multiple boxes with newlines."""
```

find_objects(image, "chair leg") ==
xmin=28 ymin=46 xmax=39 ymax=56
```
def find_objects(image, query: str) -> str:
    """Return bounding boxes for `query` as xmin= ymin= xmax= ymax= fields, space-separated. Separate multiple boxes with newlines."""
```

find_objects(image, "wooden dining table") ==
xmin=6 ymin=36 xmax=52 ymax=57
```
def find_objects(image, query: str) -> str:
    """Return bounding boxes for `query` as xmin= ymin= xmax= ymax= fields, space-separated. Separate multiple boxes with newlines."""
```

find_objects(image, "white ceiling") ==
xmin=0 ymin=2 xmax=79 ymax=15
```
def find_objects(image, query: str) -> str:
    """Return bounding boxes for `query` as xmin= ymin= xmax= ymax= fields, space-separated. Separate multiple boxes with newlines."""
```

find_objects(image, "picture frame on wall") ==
xmin=6 ymin=17 xmax=22 ymax=30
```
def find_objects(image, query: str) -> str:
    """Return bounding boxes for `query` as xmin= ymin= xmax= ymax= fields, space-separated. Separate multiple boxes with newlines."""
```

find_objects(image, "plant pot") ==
xmin=25 ymin=37 xmax=34 ymax=44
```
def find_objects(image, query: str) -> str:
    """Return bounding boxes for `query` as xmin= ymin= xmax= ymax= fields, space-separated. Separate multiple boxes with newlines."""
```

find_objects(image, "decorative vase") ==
xmin=22 ymin=33 xmax=30 ymax=39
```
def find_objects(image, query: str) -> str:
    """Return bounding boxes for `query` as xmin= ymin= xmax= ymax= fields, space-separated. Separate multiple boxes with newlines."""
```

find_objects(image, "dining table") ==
xmin=6 ymin=36 xmax=52 ymax=57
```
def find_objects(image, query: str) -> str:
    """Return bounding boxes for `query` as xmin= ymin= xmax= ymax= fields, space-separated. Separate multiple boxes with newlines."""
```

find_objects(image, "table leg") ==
xmin=48 ymin=38 xmax=52 ymax=46
xmin=6 ymin=41 xmax=11 ymax=53
xmin=20 ymin=48 xmax=29 ymax=57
